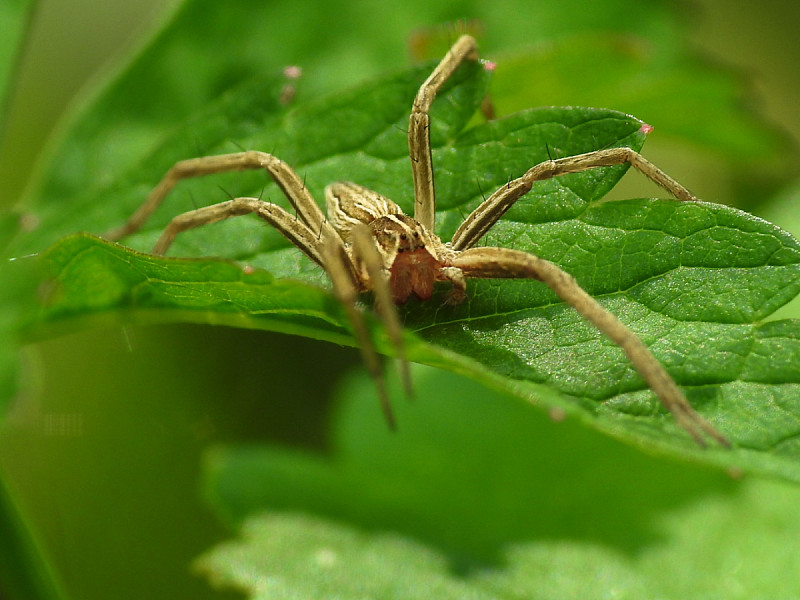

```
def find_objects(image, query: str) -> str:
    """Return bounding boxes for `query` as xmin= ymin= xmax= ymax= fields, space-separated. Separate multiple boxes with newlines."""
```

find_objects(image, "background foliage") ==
xmin=1 ymin=0 xmax=799 ymax=598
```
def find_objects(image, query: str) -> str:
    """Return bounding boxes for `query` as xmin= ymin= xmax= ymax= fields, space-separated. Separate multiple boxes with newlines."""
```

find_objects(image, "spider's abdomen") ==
xmin=366 ymin=213 xmax=444 ymax=304
xmin=389 ymin=247 xmax=440 ymax=304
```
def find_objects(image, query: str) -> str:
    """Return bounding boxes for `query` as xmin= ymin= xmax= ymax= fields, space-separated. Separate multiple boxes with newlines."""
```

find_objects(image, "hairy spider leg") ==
xmin=451 ymin=147 xmax=697 ymax=251
xmin=408 ymin=34 xmax=479 ymax=232
xmin=451 ymin=247 xmax=729 ymax=447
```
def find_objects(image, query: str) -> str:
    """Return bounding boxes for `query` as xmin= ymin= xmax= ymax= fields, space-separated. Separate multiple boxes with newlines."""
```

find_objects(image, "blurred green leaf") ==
xmin=0 ymin=0 xmax=36 ymax=141
xmin=0 ymin=478 xmax=66 ymax=600
xmin=196 ymin=366 xmax=800 ymax=599
xmin=0 ymin=255 xmax=39 ymax=416
xmin=492 ymin=34 xmax=790 ymax=165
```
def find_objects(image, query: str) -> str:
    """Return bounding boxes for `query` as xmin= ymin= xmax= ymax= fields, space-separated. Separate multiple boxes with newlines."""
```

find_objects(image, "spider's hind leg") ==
xmin=104 ymin=151 xmax=335 ymax=246
xmin=147 ymin=196 xmax=330 ymax=271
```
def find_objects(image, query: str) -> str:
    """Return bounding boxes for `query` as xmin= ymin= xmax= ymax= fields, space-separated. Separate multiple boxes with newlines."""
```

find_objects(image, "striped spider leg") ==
xmin=104 ymin=152 xmax=408 ymax=428
xmin=105 ymin=35 xmax=728 ymax=446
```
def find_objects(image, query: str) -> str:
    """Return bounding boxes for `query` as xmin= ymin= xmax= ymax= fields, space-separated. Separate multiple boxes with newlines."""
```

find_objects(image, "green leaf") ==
xmin=196 ymin=366 xmax=800 ymax=599
xmin=36 ymin=233 xmax=345 ymax=342
xmin=13 ymin=56 xmax=494 ymax=256
xmin=756 ymin=177 xmax=800 ymax=322
xmin=21 ymin=48 xmax=800 ymax=467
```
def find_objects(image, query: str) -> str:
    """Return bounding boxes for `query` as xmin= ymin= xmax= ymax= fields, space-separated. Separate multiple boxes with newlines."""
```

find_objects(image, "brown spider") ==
xmin=104 ymin=35 xmax=728 ymax=447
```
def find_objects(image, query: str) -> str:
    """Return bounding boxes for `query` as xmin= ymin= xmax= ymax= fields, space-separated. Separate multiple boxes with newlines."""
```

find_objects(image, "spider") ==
xmin=104 ymin=35 xmax=728 ymax=447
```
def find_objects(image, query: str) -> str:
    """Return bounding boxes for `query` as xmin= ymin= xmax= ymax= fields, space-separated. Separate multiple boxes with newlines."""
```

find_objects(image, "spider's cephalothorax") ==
xmin=327 ymin=181 xmax=458 ymax=305
xmin=105 ymin=35 xmax=728 ymax=447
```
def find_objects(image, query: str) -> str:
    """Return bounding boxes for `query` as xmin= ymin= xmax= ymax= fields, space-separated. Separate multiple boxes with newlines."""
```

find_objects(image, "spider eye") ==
xmin=400 ymin=233 xmax=408 ymax=240
xmin=413 ymin=232 xmax=420 ymax=238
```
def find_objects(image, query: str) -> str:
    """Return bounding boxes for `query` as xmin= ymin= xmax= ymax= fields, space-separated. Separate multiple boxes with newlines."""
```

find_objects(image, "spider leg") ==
xmin=451 ymin=147 xmax=698 ymax=251
xmin=409 ymin=34 xmax=479 ymax=232
xmin=104 ymin=151 xmax=337 ymax=247
xmin=451 ymin=246 xmax=729 ymax=447
xmin=350 ymin=224 xmax=413 ymax=397
xmin=149 ymin=196 xmax=327 ymax=267
xmin=324 ymin=233 xmax=398 ymax=429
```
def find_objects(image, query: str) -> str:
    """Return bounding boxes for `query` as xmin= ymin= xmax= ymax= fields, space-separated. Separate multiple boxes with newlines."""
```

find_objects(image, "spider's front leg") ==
xmin=325 ymin=183 xmax=419 ymax=418
xmin=450 ymin=246 xmax=729 ymax=447
xmin=322 ymin=229 xmax=400 ymax=429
